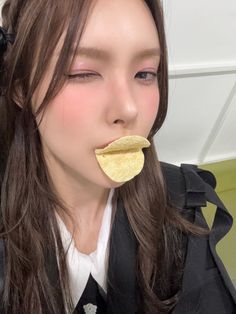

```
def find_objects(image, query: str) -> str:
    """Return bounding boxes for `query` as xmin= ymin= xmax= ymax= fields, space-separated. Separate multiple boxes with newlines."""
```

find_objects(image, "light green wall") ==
xmin=201 ymin=159 xmax=236 ymax=281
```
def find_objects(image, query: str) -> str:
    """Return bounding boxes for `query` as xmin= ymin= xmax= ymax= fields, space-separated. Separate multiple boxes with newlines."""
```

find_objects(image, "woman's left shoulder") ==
xmin=160 ymin=162 xmax=236 ymax=312
xmin=160 ymin=161 xmax=216 ymax=211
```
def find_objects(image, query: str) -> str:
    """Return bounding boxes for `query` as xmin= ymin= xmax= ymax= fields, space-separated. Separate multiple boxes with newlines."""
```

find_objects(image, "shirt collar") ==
xmin=56 ymin=188 xmax=114 ymax=307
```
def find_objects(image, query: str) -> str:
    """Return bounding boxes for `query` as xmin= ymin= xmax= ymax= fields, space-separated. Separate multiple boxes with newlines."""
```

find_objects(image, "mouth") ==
xmin=96 ymin=138 xmax=121 ymax=150
xmin=95 ymin=135 xmax=150 ymax=155
xmin=94 ymin=135 xmax=151 ymax=183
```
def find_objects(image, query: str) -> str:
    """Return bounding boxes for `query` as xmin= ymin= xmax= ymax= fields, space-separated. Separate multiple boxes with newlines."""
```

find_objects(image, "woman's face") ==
xmin=35 ymin=0 xmax=160 ymax=190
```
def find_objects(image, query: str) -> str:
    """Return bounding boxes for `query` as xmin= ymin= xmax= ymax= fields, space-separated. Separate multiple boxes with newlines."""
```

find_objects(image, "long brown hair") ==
xmin=0 ymin=1 xmax=200 ymax=313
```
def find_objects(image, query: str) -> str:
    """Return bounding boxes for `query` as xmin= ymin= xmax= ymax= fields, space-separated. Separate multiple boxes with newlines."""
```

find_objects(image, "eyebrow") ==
xmin=73 ymin=46 xmax=161 ymax=61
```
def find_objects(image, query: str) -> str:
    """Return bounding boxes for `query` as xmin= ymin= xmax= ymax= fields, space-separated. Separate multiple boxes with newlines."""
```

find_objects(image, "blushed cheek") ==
xmin=49 ymin=86 xmax=96 ymax=130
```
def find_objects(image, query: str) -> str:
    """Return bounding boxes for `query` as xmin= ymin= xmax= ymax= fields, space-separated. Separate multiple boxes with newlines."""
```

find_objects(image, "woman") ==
xmin=0 ymin=0 xmax=235 ymax=313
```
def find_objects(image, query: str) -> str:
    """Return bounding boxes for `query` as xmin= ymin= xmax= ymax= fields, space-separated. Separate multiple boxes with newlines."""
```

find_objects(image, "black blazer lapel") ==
xmin=106 ymin=197 xmax=138 ymax=314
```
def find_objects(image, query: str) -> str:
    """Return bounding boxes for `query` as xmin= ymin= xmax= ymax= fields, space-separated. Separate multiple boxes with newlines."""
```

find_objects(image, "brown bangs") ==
xmin=5 ymin=0 xmax=95 ymax=117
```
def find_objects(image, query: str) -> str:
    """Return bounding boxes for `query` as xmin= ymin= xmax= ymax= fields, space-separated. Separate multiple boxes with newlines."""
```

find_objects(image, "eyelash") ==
xmin=66 ymin=71 xmax=160 ymax=83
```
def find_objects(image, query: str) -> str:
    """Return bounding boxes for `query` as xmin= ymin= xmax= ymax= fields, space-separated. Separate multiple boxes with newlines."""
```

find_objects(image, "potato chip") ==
xmin=95 ymin=135 xmax=150 ymax=182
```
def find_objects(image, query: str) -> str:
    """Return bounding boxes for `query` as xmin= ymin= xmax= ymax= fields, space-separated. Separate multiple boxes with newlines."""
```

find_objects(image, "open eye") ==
xmin=135 ymin=71 xmax=160 ymax=83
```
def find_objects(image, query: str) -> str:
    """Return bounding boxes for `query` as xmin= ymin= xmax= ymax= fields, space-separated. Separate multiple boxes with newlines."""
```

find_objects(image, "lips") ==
xmin=95 ymin=135 xmax=150 ymax=154
xmin=96 ymin=138 xmax=120 ymax=150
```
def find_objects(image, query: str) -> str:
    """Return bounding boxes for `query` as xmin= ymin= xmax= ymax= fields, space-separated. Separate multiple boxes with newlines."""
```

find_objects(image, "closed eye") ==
xmin=66 ymin=72 xmax=98 ymax=81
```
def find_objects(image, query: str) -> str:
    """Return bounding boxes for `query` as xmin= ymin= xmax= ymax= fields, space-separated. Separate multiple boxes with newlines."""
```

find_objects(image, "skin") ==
xmin=34 ymin=0 xmax=160 ymax=253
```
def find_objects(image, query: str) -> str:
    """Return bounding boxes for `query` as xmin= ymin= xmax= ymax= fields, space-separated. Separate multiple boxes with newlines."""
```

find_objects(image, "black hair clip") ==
xmin=0 ymin=26 xmax=15 ymax=58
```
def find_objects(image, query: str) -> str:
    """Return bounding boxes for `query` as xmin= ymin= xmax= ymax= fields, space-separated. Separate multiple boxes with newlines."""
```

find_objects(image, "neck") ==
xmin=45 ymin=155 xmax=111 ymax=227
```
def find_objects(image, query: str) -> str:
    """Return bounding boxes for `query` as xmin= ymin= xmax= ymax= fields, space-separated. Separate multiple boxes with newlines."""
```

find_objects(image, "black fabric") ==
xmin=162 ymin=163 xmax=236 ymax=313
xmin=73 ymin=274 xmax=107 ymax=314
xmin=106 ymin=197 xmax=138 ymax=313
xmin=0 ymin=162 xmax=235 ymax=313
xmin=104 ymin=162 xmax=236 ymax=313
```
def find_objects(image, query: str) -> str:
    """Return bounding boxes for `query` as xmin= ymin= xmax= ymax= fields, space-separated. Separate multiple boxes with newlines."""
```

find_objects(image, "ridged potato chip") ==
xmin=95 ymin=135 xmax=150 ymax=182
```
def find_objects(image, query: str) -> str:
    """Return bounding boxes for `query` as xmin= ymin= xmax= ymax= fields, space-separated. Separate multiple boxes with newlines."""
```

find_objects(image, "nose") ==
xmin=106 ymin=79 xmax=138 ymax=127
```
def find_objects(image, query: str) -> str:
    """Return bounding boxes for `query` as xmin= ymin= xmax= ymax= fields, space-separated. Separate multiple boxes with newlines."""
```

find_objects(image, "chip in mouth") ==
xmin=95 ymin=135 xmax=150 ymax=182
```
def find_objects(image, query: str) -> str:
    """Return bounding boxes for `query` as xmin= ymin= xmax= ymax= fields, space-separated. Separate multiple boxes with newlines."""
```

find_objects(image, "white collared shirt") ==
xmin=56 ymin=189 xmax=114 ymax=308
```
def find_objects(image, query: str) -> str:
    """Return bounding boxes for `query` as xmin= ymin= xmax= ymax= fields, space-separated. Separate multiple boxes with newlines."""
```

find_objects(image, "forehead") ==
xmin=76 ymin=0 xmax=160 ymax=57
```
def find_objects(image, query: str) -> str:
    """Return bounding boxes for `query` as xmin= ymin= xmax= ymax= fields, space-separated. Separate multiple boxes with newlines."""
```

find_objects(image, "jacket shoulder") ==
xmin=160 ymin=161 xmax=216 ymax=210
xmin=160 ymin=162 xmax=236 ymax=309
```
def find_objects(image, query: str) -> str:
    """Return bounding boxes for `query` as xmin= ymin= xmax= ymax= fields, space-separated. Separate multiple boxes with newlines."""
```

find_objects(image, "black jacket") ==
xmin=105 ymin=163 xmax=236 ymax=313
xmin=0 ymin=163 xmax=236 ymax=313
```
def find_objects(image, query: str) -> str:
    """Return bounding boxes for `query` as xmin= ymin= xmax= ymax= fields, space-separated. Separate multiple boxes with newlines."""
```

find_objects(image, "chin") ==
xmin=109 ymin=181 xmax=126 ymax=189
xmin=99 ymin=175 xmax=127 ymax=189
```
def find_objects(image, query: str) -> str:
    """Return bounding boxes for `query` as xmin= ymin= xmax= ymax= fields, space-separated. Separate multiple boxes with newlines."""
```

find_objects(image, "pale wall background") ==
xmin=156 ymin=0 xmax=236 ymax=165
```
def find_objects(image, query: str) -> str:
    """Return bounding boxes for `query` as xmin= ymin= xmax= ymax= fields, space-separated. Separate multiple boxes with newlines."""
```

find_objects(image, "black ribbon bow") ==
xmin=0 ymin=26 xmax=15 ymax=58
